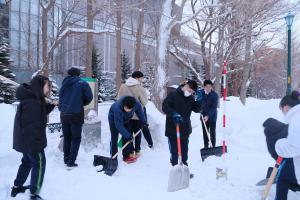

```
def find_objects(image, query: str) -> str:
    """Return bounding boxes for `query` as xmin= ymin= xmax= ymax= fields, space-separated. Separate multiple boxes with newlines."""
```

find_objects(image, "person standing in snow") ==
xmin=11 ymin=75 xmax=58 ymax=200
xmin=274 ymin=91 xmax=300 ymax=199
xmin=199 ymin=80 xmax=218 ymax=148
xmin=162 ymin=80 xmax=202 ymax=166
xmin=59 ymin=67 xmax=93 ymax=167
xmin=117 ymin=71 xmax=153 ymax=158
xmin=108 ymin=96 xmax=148 ymax=164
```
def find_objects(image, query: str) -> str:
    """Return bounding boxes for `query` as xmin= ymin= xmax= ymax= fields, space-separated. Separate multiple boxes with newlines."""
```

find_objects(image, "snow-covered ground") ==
xmin=1 ymin=97 xmax=300 ymax=200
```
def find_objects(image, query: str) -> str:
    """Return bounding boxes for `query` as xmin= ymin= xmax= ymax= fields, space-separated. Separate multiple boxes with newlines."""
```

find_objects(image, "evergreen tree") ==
xmin=121 ymin=50 xmax=131 ymax=83
xmin=91 ymin=46 xmax=117 ymax=102
xmin=48 ymin=75 xmax=59 ymax=99
xmin=0 ymin=43 xmax=15 ymax=103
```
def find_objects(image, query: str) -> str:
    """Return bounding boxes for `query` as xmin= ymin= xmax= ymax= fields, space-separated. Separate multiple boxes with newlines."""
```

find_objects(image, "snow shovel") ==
xmin=94 ymin=129 xmax=143 ymax=176
xmin=256 ymin=167 xmax=274 ymax=186
xmin=200 ymin=115 xmax=227 ymax=161
xmin=167 ymin=123 xmax=190 ymax=192
xmin=261 ymin=156 xmax=283 ymax=200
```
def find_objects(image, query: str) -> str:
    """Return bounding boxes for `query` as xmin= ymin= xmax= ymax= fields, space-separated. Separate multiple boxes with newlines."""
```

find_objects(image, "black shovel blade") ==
xmin=200 ymin=145 xmax=227 ymax=161
xmin=93 ymin=155 xmax=109 ymax=167
xmin=104 ymin=159 xmax=118 ymax=176
xmin=93 ymin=155 xmax=118 ymax=175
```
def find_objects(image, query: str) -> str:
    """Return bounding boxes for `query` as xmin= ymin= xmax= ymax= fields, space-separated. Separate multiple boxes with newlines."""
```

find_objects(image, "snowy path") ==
xmin=1 ymin=98 xmax=300 ymax=200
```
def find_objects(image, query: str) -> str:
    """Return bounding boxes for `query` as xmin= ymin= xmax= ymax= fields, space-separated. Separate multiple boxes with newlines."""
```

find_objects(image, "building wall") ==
xmin=0 ymin=1 xmax=9 ymax=43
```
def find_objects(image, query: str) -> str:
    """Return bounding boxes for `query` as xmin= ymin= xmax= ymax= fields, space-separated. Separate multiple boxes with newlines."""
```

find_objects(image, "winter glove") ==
xmin=172 ymin=113 xmax=183 ymax=124
xmin=195 ymin=89 xmax=203 ymax=102
xmin=127 ymin=134 xmax=134 ymax=141
xmin=142 ymin=123 xmax=149 ymax=129
xmin=123 ymin=133 xmax=133 ymax=141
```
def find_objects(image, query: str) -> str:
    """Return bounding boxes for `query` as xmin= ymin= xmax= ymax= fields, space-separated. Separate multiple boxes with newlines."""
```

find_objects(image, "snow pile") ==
xmin=0 ymin=98 xmax=300 ymax=200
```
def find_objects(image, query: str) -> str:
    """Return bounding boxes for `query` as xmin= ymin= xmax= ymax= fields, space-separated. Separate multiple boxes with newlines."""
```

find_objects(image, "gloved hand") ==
xmin=172 ymin=113 xmax=183 ymax=124
xmin=124 ymin=133 xmax=133 ymax=141
xmin=195 ymin=89 xmax=203 ymax=102
xmin=142 ymin=123 xmax=149 ymax=129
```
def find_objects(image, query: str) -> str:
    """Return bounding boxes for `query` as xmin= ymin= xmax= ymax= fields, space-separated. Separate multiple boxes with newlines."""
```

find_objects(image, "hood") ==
xmin=263 ymin=118 xmax=288 ymax=137
xmin=16 ymin=83 xmax=36 ymax=101
xmin=176 ymin=85 xmax=190 ymax=98
xmin=125 ymin=77 xmax=140 ymax=87
xmin=61 ymin=76 xmax=80 ymax=87
xmin=285 ymin=104 xmax=300 ymax=123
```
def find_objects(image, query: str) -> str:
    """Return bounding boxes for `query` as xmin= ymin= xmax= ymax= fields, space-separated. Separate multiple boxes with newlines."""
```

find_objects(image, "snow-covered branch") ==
xmin=169 ymin=50 xmax=204 ymax=84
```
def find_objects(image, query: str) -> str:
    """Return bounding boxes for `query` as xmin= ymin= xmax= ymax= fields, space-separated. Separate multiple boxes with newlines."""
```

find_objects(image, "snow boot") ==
xmin=11 ymin=185 xmax=30 ymax=197
xmin=30 ymin=194 xmax=44 ymax=200
xmin=123 ymin=156 xmax=137 ymax=164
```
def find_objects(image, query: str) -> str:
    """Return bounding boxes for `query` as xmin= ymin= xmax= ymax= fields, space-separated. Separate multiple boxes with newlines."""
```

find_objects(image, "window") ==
xmin=10 ymin=12 xmax=19 ymax=31
xmin=10 ymin=30 xmax=19 ymax=51
xmin=31 ymin=0 xmax=39 ymax=16
xmin=20 ymin=0 xmax=29 ymax=13
xmin=11 ymin=0 xmax=20 ymax=12
xmin=20 ymin=31 xmax=28 ymax=51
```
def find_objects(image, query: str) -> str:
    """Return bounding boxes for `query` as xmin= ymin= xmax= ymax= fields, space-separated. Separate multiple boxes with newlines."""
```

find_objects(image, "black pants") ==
xmin=276 ymin=158 xmax=299 ymax=200
xmin=130 ymin=120 xmax=142 ymax=153
xmin=109 ymin=122 xmax=132 ymax=159
xmin=201 ymin=120 xmax=216 ymax=148
xmin=142 ymin=107 xmax=153 ymax=146
xmin=168 ymin=137 xmax=189 ymax=166
xmin=61 ymin=121 xmax=83 ymax=164
xmin=14 ymin=150 xmax=46 ymax=195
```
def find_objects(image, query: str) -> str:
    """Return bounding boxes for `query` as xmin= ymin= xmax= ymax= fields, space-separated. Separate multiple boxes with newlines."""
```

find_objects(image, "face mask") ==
xmin=184 ymin=90 xmax=192 ymax=97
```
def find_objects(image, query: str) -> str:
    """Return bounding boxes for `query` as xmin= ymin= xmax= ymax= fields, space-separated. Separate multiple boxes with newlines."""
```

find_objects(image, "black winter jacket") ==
xmin=13 ymin=84 xmax=55 ymax=153
xmin=263 ymin=118 xmax=288 ymax=160
xmin=162 ymin=86 xmax=201 ymax=139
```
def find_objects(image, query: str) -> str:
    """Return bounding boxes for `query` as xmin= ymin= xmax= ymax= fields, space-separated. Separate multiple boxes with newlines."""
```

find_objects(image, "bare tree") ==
xmin=85 ymin=0 xmax=94 ymax=77
xmin=134 ymin=0 xmax=145 ymax=71
xmin=115 ymin=0 xmax=122 ymax=90
xmin=40 ymin=0 xmax=56 ymax=76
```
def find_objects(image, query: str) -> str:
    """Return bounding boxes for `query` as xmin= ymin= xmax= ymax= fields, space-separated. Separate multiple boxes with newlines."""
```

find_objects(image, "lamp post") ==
xmin=285 ymin=12 xmax=294 ymax=95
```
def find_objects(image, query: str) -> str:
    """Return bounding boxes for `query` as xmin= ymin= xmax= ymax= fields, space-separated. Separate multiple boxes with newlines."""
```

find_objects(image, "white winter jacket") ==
xmin=117 ymin=77 xmax=148 ymax=120
xmin=275 ymin=104 xmax=300 ymax=184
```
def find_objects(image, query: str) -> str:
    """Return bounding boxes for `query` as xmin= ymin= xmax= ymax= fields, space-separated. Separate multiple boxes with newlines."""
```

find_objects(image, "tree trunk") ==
xmin=85 ymin=0 xmax=93 ymax=77
xmin=239 ymin=22 xmax=252 ymax=105
xmin=214 ymin=27 xmax=224 ymax=98
xmin=152 ymin=0 xmax=173 ymax=111
xmin=41 ymin=7 xmax=48 ymax=76
xmin=201 ymin=40 xmax=210 ymax=79
xmin=115 ymin=0 xmax=122 ymax=90
xmin=134 ymin=0 xmax=145 ymax=71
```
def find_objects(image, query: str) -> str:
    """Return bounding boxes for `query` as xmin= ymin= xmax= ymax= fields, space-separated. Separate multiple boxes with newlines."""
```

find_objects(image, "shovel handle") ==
xmin=201 ymin=115 xmax=213 ymax=148
xmin=261 ymin=156 xmax=283 ymax=200
xmin=176 ymin=124 xmax=182 ymax=159
xmin=112 ymin=129 xmax=143 ymax=159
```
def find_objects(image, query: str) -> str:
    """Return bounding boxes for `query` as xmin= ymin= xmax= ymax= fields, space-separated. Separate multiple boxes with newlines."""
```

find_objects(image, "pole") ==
xmin=222 ymin=60 xmax=227 ymax=155
xmin=287 ymin=27 xmax=292 ymax=95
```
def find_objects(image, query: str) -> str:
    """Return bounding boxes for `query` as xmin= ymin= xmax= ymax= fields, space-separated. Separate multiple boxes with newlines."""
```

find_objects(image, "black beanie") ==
xmin=68 ymin=67 xmax=81 ymax=76
xmin=131 ymin=71 xmax=144 ymax=78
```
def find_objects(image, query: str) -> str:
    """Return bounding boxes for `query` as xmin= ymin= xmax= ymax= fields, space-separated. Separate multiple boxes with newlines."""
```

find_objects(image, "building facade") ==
xmin=6 ymin=0 xmax=205 ymax=87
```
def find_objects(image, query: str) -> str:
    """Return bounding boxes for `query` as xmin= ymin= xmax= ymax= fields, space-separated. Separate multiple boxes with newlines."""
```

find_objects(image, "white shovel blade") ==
xmin=167 ymin=164 xmax=190 ymax=192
